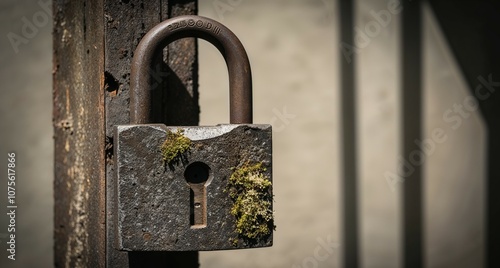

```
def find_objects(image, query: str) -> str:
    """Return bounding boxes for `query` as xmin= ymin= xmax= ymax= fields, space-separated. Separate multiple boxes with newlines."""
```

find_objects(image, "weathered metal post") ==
xmin=53 ymin=0 xmax=199 ymax=267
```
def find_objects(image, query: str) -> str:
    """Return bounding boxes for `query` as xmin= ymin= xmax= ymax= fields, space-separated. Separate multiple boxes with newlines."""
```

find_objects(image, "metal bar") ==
xmin=130 ymin=15 xmax=253 ymax=125
xmin=401 ymin=1 xmax=423 ymax=267
xmin=339 ymin=0 xmax=359 ymax=267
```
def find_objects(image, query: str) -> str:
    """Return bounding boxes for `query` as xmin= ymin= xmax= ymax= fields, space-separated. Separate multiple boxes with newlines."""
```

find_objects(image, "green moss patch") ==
xmin=227 ymin=162 xmax=274 ymax=244
xmin=160 ymin=129 xmax=191 ymax=164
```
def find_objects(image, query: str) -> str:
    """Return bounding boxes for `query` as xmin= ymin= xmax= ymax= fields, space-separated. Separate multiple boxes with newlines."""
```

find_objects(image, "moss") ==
xmin=227 ymin=162 xmax=274 ymax=244
xmin=229 ymin=237 xmax=239 ymax=247
xmin=160 ymin=129 xmax=191 ymax=164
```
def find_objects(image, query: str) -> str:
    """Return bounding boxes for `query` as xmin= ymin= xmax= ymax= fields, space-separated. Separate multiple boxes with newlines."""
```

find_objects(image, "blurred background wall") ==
xmin=0 ymin=0 xmax=487 ymax=267
xmin=0 ymin=0 xmax=54 ymax=267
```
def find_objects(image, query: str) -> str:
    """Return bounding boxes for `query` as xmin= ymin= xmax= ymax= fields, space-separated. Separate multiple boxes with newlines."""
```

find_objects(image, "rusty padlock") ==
xmin=113 ymin=15 xmax=273 ymax=251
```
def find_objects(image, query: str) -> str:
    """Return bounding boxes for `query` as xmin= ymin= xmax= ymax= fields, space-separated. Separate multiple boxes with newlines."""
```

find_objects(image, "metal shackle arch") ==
xmin=130 ymin=15 xmax=253 ymax=125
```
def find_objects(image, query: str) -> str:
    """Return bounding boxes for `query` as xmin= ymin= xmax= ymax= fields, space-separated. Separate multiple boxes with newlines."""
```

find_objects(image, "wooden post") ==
xmin=53 ymin=0 xmax=199 ymax=267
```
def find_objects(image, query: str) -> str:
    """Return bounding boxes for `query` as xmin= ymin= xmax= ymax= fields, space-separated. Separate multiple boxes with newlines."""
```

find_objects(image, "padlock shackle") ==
xmin=130 ymin=15 xmax=253 ymax=124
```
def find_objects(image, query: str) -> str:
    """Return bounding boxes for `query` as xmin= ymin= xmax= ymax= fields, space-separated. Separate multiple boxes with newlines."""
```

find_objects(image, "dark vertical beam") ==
xmin=428 ymin=1 xmax=500 ymax=266
xmin=339 ymin=0 xmax=359 ymax=267
xmin=104 ymin=1 xmax=162 ymax=266
xmin=401 ymin=1 xmax=423 ymax=267
xmin=104 ymin=0 xmax=199 ymax=267
xmin=53 ymin=0 xmax=106 ymax=267
xmin=162 ymin=2 xmax=200 ymax=126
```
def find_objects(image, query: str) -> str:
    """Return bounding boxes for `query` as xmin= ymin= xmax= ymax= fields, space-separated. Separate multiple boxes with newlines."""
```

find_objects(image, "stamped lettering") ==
xmin=168 ymin=19 xmax=221 ymax=35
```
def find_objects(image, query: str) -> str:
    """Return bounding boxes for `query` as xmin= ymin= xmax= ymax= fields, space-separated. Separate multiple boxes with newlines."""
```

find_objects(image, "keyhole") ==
xmin=184 ymin=162 xmax=210 ymax=228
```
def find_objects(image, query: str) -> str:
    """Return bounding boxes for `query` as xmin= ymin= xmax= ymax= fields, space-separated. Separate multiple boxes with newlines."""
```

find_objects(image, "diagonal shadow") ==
xmin=428 ymin=1 xmax=500 ymax=267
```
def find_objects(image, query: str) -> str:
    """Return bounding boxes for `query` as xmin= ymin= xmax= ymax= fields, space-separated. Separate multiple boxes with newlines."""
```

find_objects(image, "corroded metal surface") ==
xmin=113 ymin=124 xmax=272 ymax=251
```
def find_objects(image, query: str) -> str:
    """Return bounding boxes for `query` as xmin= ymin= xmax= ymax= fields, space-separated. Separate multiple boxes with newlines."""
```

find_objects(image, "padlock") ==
xmin=113 ymin=15 xmax=273 ymax=251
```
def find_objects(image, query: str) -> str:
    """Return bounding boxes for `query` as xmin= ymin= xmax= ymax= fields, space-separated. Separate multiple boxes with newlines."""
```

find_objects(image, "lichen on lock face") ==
xmin=227 ymin=162 xmax=274 ymax=243
xmin=160 ymin=129 xmax=191 ymax=164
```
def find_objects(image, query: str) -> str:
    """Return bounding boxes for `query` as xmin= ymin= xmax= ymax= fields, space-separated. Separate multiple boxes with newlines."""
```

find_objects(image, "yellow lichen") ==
xmin=160 ymin=129 xmax=191 ymax=164
xmin=227 ymin=162 xmax=274 ymax=244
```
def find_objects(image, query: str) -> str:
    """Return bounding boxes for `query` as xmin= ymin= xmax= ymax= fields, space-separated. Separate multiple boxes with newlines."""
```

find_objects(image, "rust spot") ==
xmin=56 ymin=118 xmax=74 ymax=135
xmin=143 ymin=232 xmax=151 ymax=241
xmin=53 ymin=64 xmax=60 ymax=75
xmin=118 ymin=48 xmax=128 ymax=59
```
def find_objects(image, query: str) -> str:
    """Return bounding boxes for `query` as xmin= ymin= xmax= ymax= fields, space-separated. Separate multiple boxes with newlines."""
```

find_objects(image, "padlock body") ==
xmin=113 ymin=124 xmax=272 ymax=251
